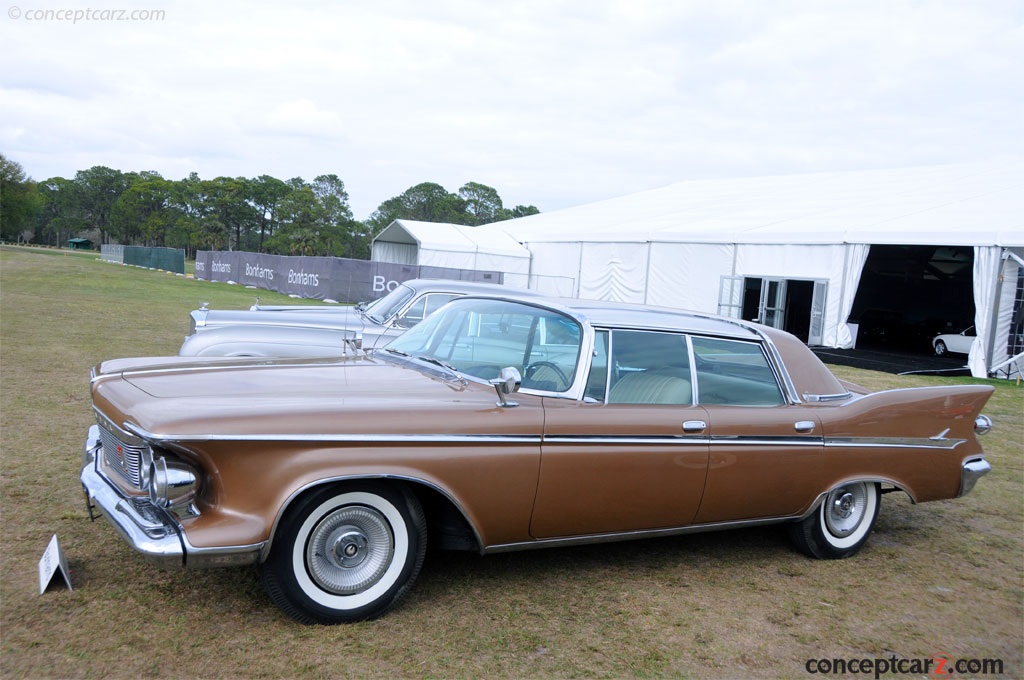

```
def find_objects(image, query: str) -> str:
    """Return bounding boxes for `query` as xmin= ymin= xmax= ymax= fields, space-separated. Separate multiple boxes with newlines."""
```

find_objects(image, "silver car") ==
xmin=179 ymin=279 xmax=541 ymax=357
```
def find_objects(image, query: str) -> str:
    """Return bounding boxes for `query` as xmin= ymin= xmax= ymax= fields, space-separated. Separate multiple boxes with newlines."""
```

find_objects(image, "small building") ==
xmin=67 ymin=238 xmax=93 ymax=250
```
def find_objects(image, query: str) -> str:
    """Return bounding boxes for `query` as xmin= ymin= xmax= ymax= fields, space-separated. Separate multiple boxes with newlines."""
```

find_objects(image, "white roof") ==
xmin=375 ymin=219 xmax=532 ymax=258
xmin=491 ymin=162 xmax=1024 ymax=247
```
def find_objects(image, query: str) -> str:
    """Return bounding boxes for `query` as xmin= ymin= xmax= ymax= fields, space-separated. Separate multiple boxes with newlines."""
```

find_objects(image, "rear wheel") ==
xmin=260 ymin=483 xmax=427 ymax=624
xmin=789 ymin=482 xmax=879 ymax=559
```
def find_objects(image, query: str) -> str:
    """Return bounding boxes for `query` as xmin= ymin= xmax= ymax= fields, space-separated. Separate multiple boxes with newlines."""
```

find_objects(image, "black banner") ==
xmin=194 ymin=251 xmax=502 ymax=303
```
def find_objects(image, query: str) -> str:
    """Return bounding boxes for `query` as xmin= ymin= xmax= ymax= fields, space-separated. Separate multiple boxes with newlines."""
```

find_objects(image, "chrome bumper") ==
xmin=81 ymin=425 xmax=266 ymax=568
xmin=958 ymin=457 xmax=992 ymax=497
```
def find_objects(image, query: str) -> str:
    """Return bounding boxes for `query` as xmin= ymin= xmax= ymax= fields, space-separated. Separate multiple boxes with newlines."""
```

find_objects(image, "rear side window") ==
xmin=691 ymin=336 xmax=783 ymax=406
xmin=605 ymin=330 xmax=692 ymax=405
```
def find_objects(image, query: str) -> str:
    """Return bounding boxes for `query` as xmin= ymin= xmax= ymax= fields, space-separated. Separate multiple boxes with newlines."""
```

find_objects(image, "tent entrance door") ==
xmin=720 ymin=276 xmax=827 ymax=345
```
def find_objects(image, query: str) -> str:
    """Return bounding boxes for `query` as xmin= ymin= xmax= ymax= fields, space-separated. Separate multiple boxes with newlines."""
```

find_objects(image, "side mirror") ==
xmin=490 ymin=367 xmax=522 ymax=407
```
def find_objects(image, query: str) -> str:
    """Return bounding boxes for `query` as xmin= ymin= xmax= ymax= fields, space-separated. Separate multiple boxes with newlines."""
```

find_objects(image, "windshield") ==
xmin=385 ymin=298 xmax=583 ymax=392
xmin=363 ymin=284 xmax=415 ymax=324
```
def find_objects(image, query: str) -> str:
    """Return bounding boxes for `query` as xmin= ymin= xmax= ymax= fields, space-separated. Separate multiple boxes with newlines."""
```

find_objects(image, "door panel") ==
xmin=692 ymin=406 xmax=824 ymax=523
xmin=531 ymin=400 xmax=710 ymax=538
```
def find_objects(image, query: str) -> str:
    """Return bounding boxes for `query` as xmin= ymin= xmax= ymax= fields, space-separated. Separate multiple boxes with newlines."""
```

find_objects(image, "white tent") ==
xmin=485 ymin=162 xmax=1023 ymax=378
xmin=372 ymin=219 xmax=532 ymax=285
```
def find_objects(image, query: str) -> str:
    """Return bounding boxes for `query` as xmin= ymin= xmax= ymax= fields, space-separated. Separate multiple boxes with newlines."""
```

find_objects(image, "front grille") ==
xmin=99 ymin=425 xmax=146 ymax=489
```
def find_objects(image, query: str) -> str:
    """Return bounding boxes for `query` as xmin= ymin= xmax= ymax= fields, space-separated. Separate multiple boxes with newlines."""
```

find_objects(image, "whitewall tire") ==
xmin=260 ymin=483 xmax=427 ymax=624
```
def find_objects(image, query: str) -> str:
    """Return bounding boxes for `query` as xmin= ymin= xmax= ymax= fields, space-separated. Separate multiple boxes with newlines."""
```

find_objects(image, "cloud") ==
xmin=2 ymin=0 xmax=1021 ymax=219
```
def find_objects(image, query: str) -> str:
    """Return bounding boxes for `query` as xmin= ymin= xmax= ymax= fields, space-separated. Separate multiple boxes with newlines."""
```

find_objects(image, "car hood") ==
xmin=90 ymin=354 xmax=528 ymax=440
xmin=198 ymin=306 xmax=367 ymax=331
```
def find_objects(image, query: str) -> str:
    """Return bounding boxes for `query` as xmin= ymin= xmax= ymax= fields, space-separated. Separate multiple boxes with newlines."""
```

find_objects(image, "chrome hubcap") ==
xmin=307 ymin=505 xmax=394 ymax=595
xmin=824 ymin=484 xmax=867 ymax=537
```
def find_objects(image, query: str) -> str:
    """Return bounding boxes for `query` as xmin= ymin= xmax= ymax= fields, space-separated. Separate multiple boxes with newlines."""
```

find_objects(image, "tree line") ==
xmin=0 ymin=153 xmax=539 ymax=259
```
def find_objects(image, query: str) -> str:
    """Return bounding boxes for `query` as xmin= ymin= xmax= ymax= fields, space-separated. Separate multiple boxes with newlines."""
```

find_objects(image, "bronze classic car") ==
xmin=81 ymin=295 xmax=994 ymax=624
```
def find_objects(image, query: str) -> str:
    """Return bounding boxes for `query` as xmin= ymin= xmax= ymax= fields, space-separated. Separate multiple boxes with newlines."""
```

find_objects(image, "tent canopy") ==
xmin=490 ymin=162 xmax=1024 ymax=247
xmin=372 ymin=219 xmax=531 ymax=277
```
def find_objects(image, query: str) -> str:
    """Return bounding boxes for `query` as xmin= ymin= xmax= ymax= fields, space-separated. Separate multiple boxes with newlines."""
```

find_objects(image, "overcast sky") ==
xmin=2 ymin=0 xmax=1022 ymax=219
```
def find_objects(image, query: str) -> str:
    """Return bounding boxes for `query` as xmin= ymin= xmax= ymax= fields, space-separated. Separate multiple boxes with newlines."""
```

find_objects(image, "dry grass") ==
xmin=2 ymin=245 xmax=1021 ymax=679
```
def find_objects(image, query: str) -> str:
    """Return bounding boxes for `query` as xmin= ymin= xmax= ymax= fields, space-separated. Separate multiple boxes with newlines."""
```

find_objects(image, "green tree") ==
xmin=249 ymin=174 xmax=290 ymax=252
xmin=458 ymin=181 xmax=503 ymax=226
xmin=111 ymin=172 xmax=178 ymax=246
xmin=311 ymin=174 xmax=369 ymax=258
xmin=73 ymin=166 xmax=129 ymax=244
xmin=36 ymin=177 xmax=85 ymax=246
xmin=366 ymin=182 xmax=469 ymax=232
xmin=502 ymin=204 xmax=541 ymax=220
xmin=267 ymin=185 xmax=331 ymax=256
xmin=0 ymin=153 xmax=43 ymax=242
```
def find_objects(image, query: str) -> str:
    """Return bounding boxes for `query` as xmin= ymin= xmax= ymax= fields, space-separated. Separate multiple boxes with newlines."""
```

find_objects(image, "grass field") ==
xmin=1 ymin=245 xmax=1021 ymax=679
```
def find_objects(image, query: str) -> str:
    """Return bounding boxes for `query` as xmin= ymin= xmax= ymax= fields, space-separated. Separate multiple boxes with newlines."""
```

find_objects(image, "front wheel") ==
xmin=260 ymin=483 xmax=427 ymax=624
xmin=934 ymin=340 xmax=947 ymax=356
xmin=788 ymin=482 xmax=879 ymax=559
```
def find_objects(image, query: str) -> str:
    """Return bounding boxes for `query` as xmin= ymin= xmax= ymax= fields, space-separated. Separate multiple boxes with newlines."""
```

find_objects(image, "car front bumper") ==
xmin=81 ymin=425 xmax=266 ymax=568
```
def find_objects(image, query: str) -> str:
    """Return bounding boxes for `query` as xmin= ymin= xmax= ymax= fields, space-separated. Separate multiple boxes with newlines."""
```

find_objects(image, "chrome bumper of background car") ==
xmin=81 ymin=425 xmax=266 ymax=569
xmin=958 ymin=458 xmax=991 ymax=497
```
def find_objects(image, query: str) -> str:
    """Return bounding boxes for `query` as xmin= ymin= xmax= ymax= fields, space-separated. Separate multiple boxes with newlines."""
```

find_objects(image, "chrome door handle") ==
xmin=794 ymin=421 xmax=815 ymax=433
xmin=682 ymin=420 xmax=707 ymax=433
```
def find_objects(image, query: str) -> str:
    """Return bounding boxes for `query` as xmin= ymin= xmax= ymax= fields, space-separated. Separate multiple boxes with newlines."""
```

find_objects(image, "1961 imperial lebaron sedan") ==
xmin=179 ymin=278 xmax=542 ymax=357
xmin=82 ymin=295 xmax=994 ymax=624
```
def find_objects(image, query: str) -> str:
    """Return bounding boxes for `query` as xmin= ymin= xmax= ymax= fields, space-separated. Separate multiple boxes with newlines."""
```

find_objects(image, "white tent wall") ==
xmin=969 ymin=246 xmax=1006 ymax=378
xmin=578 ymin=242 xmax=649 ymax=303
xmin=991 ymin=252 xmax=1019 ymax=376
xmin=646 ymin=243 xmax=735 ymax=312
xmin=982 ymin=248 xmax=1023 ymax=379
xmin=524 ymin=242 xmax=582 ymax=296
xmin=372 ymin=219 xmax=532 ymax=278
xmin=371 ymin=240 xmax=417 ymax=265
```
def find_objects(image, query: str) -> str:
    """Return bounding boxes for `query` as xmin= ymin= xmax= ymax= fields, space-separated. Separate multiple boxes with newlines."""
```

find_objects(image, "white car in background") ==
xmin=932 ymin=326 xmax=976 ymax=356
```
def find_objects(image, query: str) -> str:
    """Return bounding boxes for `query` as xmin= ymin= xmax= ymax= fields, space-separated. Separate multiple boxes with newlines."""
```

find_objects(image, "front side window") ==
xmin=398 ymin=293 xmax=459 ymax=328
xmin=691 ymin=336 xmax=783 ymax=406
xmin=364 ymin=284 xmax=415 ymax=324
xmin=386 ymin=299 xmax=582 ymax=392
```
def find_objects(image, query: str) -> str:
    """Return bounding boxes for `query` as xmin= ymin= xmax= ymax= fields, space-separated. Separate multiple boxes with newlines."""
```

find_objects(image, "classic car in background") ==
xmin=932 ymin=325 xmax=977 ymax=356
xmin=82 ymin=294 xmax=994 ymax=624
xmin=179 ymin=278 xmax=541 ymax=357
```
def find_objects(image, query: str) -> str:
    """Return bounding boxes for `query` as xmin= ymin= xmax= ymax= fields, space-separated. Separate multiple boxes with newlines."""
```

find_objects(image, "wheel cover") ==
xmin=824 ymin=483 xmax=868 ymax=538
xmin=306 ymin=504 xmax=394 ymax=595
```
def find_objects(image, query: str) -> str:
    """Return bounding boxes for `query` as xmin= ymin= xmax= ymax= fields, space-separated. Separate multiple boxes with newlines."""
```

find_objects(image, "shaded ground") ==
xmin=813 ymin=346 xmax=970 ymax=375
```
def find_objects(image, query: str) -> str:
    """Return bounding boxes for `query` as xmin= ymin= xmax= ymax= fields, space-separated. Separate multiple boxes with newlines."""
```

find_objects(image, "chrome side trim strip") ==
xmin=123 ymin=421 xmax=968 ymax=452
xmin=483 ymin=506 xmax=825 ymax=555
xmin=125 ymin=423 xmax=544 ymax=444
xmin=825 ymin=436 xmax=966 ymax=450
xmin=803 ymin=391 xmax=853 ymax=402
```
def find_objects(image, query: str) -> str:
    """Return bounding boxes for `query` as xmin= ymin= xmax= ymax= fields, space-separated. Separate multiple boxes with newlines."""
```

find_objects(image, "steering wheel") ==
xmin=524 ymin=361 xmax=570 ymax=390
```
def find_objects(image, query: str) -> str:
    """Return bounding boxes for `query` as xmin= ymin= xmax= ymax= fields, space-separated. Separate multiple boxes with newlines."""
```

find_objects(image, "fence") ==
xmin=101 ymin=245 xmax=185 ymax=274
xmin=194 ymin=251 xmax=507 ymax=303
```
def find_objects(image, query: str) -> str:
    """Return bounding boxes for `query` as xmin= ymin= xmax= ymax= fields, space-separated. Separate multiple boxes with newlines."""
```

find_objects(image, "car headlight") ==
xmin=149 ymin=456 xmax=199 ymax=509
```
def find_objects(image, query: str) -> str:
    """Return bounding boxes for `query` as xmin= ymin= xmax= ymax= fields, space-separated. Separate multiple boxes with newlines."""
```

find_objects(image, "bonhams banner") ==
xmin=194 ymin=252 xmax=503 ymax=303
